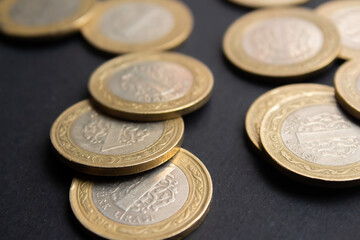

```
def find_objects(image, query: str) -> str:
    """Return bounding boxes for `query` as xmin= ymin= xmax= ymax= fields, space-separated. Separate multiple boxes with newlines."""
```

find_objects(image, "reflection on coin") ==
xmin=50 ymin=100 xmax=184 ymax=176
xmin=223 ymin=8 xmax=340 ymax=78
xmin=335 ymin=61 xmax=360 ymax=119
xmin=70 ymin=148 xmax=213 ymax=240
xmin=246 ymin=84 xmax=333 ymax=151
xmin=316 ymin=0 xmax=360 ymax=59
xmin=228 ymin=0 xmax=309 ymax=8
xmin=89 ymin=52 xmax=214 ymax=121
xmin=81 ymin=0 xmax=193 ymax=54
xmin=0 ymin=0 xmax=95 ymax=38
xmin=260 ymin=91 xmax=360 ymax=187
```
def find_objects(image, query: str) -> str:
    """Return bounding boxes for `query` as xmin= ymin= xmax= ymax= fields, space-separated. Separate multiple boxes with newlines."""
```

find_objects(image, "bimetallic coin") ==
xmin=260 ymin=91 xmax=360 ymax=187
xmin=89 ymin=52 xmax=214 ymax=121
xmin=335 ymin=60 xmax=360 ymax=120
xmin=228 ymin=0 xmax=309 ymax=8
xmin=50 ymin=100 xmax=184 ymax=176
xmin=223 ymin=8 xmax=341 ymax=78
xmin=245 ymin=84 xmax=333 ymax=151
xmin=81 ymin=0 xmax=193 ymax=54
xmin=316 ymin=0 xmax=360 ymax=59
xmin=0 ymin=0 xmax=95 ymax=38
xmin=70 ymin=148 xmax=213 ymax=240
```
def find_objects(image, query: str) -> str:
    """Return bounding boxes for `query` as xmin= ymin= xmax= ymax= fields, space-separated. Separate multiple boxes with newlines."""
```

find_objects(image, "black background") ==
xmin=1 ymin=0 xmax=360 ymax=239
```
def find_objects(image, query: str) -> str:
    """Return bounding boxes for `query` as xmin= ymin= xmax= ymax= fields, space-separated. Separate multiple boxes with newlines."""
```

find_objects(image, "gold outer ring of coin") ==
xmin=50 ymin=100 xmax=184 ymax=176
xmin=260 ymin=91 xmax=360 ymax=187
xmin=81 ymin=0 xmax=193 ymax=54
xmin=69 ymin=148 xmax=213 ymax=240
xmin=335 ymin=60 xmax=360 ymax=120
xmin=89 ymin=52 xmax=214 ymax=121
xmin=223 ymin=7 xmax=341 ymax=78
xmin=0 ymin=0 xmax=95 ymax=38
xmin=245 ymin=83 xmax=334 ymax=151
xmin=227 ymin=0 xmax=309 ymax=8
xmin=316 ymin=0 xmax=360 ymax=60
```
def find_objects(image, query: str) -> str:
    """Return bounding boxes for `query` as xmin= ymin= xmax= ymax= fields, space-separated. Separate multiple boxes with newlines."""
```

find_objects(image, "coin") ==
xmin=81 ymin=0 xmax=193 ymax=54
xmin=223 ymin=8 xmax=341 ymax=78
xmin=246 ymin=84 xmax=333 ymax=151
xmin=89 ymin=52 xmax=214 ymax=121
xmin=228 ymin=0 xmax=309 ymax=8
xmin=316 ymin=0 xmax=360 ymax=59
xmin=50 ymin=100 xmax=184 ymax=176
xmin=70 ymin=148 xmax=212 ymax=240
xmin=260 ymin=91 xmax=360 ymax=187
xmin=0 ymin=0 xmax=95 ymax=38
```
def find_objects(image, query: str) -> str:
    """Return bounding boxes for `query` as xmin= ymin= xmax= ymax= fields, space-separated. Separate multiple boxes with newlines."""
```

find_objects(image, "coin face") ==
xmin=81 ymin=0 xmax=193 ymax=54
xmin=89 ymin=52 xmax=214 ymax=121
xmin=223 ymin=8 xmax=341 ymax=78
xmin=228 ymin=0 xmax=309 ymax=8
xmin=0 ymin=0 xmax=95 ymax=37
xmin=50 ymin=100 xmax=184 ymax=176
xmin=316 ymin=0 xmax=360 ymax=59
xmin=70 ymin=149 xmax=213 ymax=240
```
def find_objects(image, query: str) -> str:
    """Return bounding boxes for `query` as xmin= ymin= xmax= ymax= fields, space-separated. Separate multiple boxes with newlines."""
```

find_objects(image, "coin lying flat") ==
xmin=316 ymin=0 xmax=360 ymax=59
xmin=246 ymin=84 xmax=333 ymax=151
xmin=70 ymin=148 xmax=212 ymax=240
xmin=260 ymin=91 xmax=360 ymax=187
xmin=0 ymin=0 xmax=95 ymax=38
xmin=50 ymin=100 xmax=184 ymax=176
xmin=228 ymin=0 xmax=309 ymax=8
xmin=335 ymin=61 xmax=360 ymax=120
xmin=223 ymin=8 xmax=340 ymax=78
xmin=89 ymin=52 xmax=214 ymax=121
xmin=81 ymin=0 xmax=193 ymax=54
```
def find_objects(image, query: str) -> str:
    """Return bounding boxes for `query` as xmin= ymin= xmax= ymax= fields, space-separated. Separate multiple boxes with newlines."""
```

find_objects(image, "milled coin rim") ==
xmin=0 ymin=0 xmax=95 ymax=38
xmin=81 ymin=0 xmax=193 ymax=54
xmin=227 ymin=0 xmax=309 ymax=8
xmin=89 ymin=52 xmax=214 ymax=121
xmin=223 ymin=7 xmax=341 ymax=78
xmin=69 ymin=148 xmax=213 ymax=240
xmin=50 ymin=100 xmax=184 ymax=176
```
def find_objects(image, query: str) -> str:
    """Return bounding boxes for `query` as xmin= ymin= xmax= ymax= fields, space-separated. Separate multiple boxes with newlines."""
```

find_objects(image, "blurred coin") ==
xmin=228 ymin=0 xmax=309 ymax=8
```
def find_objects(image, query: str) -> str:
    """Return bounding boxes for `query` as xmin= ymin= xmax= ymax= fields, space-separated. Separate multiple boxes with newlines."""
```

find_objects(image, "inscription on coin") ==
xmin=92 ymin=162 xmax=189 ymax=225
xmin=71 ymin=111 xmax=164 ymax=155
xmin=281 ymin=104 xmax=360 ymax=166
xmin=10 ymin=0 xmax=80 ymax=26
xmin=243 ymin=17 xmax=324 ymax=65
xmin=100 ymin=3 xmax=174 ymax=43
xmin=108 ymin=61 xmax=194 ymax=103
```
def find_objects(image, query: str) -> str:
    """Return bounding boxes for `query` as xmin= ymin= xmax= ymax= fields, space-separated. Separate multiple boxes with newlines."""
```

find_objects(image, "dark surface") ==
xmin=1 ymin=0 xmax=360 ymax=239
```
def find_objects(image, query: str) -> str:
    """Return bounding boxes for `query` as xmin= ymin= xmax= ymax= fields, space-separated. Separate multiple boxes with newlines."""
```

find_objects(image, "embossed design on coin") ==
xmin=92 ymin=162 xmax=189 ymax=225
xmin=281 ymin=104 xmax=360 ymax=166
xmin=100 ymin=3 xmax=174 ymax=43
xmin=108 ymin=61 xmax=194 ymax=103
xmin=71 ymin=110 xmax=164 ymax=155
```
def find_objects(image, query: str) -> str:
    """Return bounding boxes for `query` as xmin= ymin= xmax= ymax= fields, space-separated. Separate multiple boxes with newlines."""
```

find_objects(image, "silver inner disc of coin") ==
xmin=10 ymin=0 xmax=80 ymax=26
xmin=243 ymin=17 xmax=324 ymax=65
xmin=71 ymin=110 xmax=164 ymax=155
xmin=100 ymin=2 xmax=174 ymax=43
xmin=108 ymin=61 xmax=194 ymax=103
xmin=331 ymin=6 xmax=360 ymax=50
xmin=281 ymin=104 xmax=360 ymax=166
xmin=92 ymin=161 xmax=189 ymax=225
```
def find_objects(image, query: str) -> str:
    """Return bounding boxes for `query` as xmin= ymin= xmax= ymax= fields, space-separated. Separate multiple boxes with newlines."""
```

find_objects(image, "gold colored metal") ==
xmin=335 ymin=60 xmax=360 ymax=120
xmin=69 ymin=148 xmax=213 ymax=240
xmin=228 ymin=0 xmax=309 ymax=8
xmin=89 ymin=52 xmax=214 ymax=121
xmin=81 ymin=0 xmax=193 ymax=54
xmin=245 ymin=84 xmax=333 ymax=151
xmin=223 ymin=7 xmax=341 ymax=78
xmin=50 ymin=100 xmax=184 ymax=176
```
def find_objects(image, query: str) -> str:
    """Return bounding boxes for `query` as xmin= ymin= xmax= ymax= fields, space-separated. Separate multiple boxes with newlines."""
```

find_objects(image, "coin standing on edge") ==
xmin=335 ymin=60 xmax=360 ymax=120
xmin=70 ymin=148 xmax=213 ymax=240
xmin=50 ymin=100 xmax=184 ymax=176
xmin=228 ymin=0 xmax=309 ymax=8
xmin=316 ymin=0 xmax=360 ymax=59
xmin=260 ymin=91 xmax=360 ymax=187
xmin=0 ymin=0 xmax=95 ymax=38
xmin=81 ymin=0 xmax=193 ymax=54
xmin=89 ymin=52 xmax=214 ymax=121
xmin=223 ymin=8 xmax=341 ymax=78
